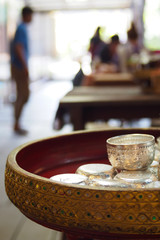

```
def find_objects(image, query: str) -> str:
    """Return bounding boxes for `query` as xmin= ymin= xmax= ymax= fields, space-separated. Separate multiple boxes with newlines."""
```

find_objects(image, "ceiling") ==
xmin=25 ymin=0 xmax=133 ymax=12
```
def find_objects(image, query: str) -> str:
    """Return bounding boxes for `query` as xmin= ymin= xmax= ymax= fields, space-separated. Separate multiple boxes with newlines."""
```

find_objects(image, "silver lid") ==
xmin=154 ymin=146 xmax=160 ymax=162
xmin=89 ymin=178 xmax=131 ymax=189
xmin=114 ymin=170 xmax=157 ymax=184
xmin=50 ymin=173 xmax=88 ymax=185
xmin=76 ymin=163 xmax=116 ymax=179
xmin=145 ymin=181 xmax=160 ymax=188
xmin=150 ymin=160 xmax=159 ymax=167
xmin=149 ymin=161 xmax=160 ymax=180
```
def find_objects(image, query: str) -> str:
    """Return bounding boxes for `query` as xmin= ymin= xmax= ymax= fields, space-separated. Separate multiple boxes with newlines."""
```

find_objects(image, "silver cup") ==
xmin=106 ymin=133 xmax=155 ymax=171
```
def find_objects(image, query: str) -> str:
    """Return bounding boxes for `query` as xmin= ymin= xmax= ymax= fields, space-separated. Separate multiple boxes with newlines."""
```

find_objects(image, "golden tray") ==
xmin=5 ymin=128 xmax=160 ymax=239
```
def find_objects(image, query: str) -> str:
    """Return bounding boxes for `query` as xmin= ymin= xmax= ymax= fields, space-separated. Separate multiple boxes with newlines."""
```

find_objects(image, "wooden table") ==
xmin=91 ymin=72 xmax=135 ymax=86
xmin=57 ymin=86 xmax=160 ymax=130
xmin=83 ymin=72 xmax=136 ymax=86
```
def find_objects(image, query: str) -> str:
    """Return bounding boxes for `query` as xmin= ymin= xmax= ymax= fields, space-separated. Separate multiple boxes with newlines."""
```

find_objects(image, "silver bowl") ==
xmin=106 ymin=133 xmax=155 ymax=170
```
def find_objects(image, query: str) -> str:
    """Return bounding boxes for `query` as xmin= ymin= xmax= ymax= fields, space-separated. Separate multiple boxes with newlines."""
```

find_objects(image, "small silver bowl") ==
xmin=76 ymin=163 xmax=117 ymax=179
xmin=106 ymin=133 xmax=155 ymax=171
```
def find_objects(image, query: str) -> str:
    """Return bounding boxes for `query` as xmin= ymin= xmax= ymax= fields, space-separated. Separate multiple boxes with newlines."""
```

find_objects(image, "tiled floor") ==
xmin=0 ymin=78 xmax=73 ymax=240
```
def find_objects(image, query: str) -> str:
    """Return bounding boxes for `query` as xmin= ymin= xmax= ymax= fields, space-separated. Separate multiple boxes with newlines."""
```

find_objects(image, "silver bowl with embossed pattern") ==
xmin=106 ymin=133 xmax=155 ymax=171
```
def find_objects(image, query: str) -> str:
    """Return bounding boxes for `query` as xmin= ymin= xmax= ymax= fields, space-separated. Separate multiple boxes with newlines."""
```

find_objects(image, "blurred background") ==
xmin=1 ymin=0 xmax=160 ymax=83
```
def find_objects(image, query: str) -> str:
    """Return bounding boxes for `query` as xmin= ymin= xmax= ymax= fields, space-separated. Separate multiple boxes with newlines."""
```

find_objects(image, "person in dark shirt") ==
xmin=88 ymin=26 xmax=105 ymax=62
xmin=11 ymin=6 xmax=33 ymax=135
xmin=100 ymin=34 xmax=120 ymax=66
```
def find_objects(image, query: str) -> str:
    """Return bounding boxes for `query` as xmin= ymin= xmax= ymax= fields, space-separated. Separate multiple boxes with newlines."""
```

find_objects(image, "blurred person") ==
xmin=100 ymin=34 xmax=120 ymax=71
xmin=88 ymin=26 xmax=105 ymax=63
xmin=117 ymin=22 xmax=141 ymax=73
xmin=124 ymin=22 xmax=140 ymax=68
xmin=10 ymin=6 xmax=33 ymax=135
xmin=127 ymin=22 xmax=140 ymax=55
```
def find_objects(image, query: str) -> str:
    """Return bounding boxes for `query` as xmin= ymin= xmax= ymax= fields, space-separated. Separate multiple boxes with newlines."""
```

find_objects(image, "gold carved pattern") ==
xmin=5 ymin=162 xmax=160 ymax=235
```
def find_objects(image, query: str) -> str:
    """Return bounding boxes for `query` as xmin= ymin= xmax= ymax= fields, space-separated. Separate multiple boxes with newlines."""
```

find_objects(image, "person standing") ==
xmin=10 ymin=6 xmax=33 ymax=134
xmin=100 ymin=34 xmax=120 ymax=70
xmin=88 ymin=26 xmax=105 ymax=63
